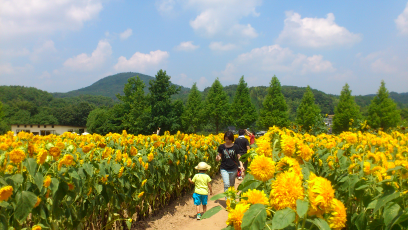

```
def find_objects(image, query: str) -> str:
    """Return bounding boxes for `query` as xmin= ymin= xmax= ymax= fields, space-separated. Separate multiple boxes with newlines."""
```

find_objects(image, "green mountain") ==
xmin=52 ymin=72 xmax=191 ymax=100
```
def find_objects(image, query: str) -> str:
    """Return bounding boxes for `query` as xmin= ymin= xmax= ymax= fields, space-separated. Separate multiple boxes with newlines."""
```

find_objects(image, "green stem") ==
xmin=301 ymin=217 xmax=307 ymax=230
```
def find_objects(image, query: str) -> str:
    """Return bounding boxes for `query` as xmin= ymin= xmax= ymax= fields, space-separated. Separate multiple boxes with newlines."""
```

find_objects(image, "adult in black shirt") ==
xmin=216 ymin=131 xmax=244 ymax=192
xmin=234 ymin=129 xmax=250 ymax=179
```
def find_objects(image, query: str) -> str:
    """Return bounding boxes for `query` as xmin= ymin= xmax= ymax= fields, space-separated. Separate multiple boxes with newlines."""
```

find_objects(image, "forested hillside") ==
xmin=1 ymin=72 xmax=407 ymax=134
xmin=0 ymin=86 xmax=115 ymax=133
xmin=52 ymin=72 xmax=191 ymax=100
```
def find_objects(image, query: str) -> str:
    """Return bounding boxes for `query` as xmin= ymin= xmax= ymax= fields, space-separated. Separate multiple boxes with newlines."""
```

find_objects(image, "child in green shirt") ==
xmin=188 ymin=162 xmax=213 ymax=220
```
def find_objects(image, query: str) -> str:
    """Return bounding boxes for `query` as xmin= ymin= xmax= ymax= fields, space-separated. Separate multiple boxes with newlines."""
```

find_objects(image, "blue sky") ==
xmin=1 ymin=0 xmax=408 ymax=95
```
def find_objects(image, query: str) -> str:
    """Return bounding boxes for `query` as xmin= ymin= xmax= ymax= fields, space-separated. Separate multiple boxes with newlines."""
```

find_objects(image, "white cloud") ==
xmin=63 ymin=40 xmax=112 ymax=71
xmin=178 ymin=0 xmax=261 ymax=38
xmin=120 ymin=29 xmax=133 ymax=40
xmin=156 ymin=0 xmax=176 ymax=14
xmin=359 ymin=51 xmax=400 ymax=74
xmin=197 ymin=76 xmax=209 ymax=90
xmin=172 ymin=73 xmax=194 ymax=87
xmin=30 ymin=40 xmax=57 ymax=62
xmin=219 ymin=44 xmax=335 ymax=84
xmin=114 ymin=50 xmax=169 ymax=73
xmin=0 ymin=63 xmax=15 ymax=75
xmin=209 ymin=42 xmax=237 ymax=51
xmin=175 ymin=41 xmax=199 ymax=51
xmin=0 ymin=0 xmax=103 ymax=38
xmin=0 ymin=63 xmax=33 ymax=75
xmin=395 ymin=2 xmax=408 ymax=34
xmin=0 ymin=48 xmax=30 ymax=57
xmin=277 ymin=11 xmax=362 ymax=48
xmin=38 ymin=71 xmax=51 ymax=79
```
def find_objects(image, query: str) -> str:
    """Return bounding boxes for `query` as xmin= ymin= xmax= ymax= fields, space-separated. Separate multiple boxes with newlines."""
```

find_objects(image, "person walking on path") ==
xmin=245 ymin=129 xmax=256 ymax=145
xmin=216 ymin=131 xmax=244 ymax=192
xmin=188 ymin=162 xmax=213 ymax=220
xmin=234 ymin=129 xmax=250 ymax=179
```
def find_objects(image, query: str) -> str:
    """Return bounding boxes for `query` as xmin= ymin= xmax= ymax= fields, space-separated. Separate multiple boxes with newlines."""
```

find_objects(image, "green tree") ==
xmin=30 ymin=111 xmax=58 ymax=125
xmin=295 ymin=86 xmax=321 ymax=132
xmin=86 ymin=108 xmax=109 ymax=134
xmin=258 ymin=76 xmax=289 ymax=128
xmin=230 ymin=76 xmax=257 ymax=129
xmin=367 ymin=80 xmax=401 ymax=130
xmin=182 ymin=83 xmax=203 ymax=133
xmin=204 ymin=78 xmax=230 ymax=134
xmin=170 ymin=100 xmax=184 ymax=132
xmin=148 ymin=70 xmax=181 ymax=133
xmin=0 ymin=102 xmax=9 ymax=134
xmin=117 ymin=76 xmax=151 ymax=134
xmin=9 ymin=110 xmax=31 ymax=124
xmin=332 ymin=83 xmax=362 ymax=133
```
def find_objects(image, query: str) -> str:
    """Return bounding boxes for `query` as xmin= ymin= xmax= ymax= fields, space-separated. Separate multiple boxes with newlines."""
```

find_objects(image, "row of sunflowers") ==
xmin=220 ymin=127 xmax=408 ymax=230
xmin=0 ymin=130 xmax=224 ymax=229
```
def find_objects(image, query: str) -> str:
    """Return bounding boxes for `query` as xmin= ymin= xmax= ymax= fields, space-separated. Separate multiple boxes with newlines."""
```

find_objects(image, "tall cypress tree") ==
xmin=117 ymin=76 xmax=151 ymax=134
xmin=182 ymin=83 xmax=203 ymax=133
xmin=258 ymin=75 xmax=289 ymax=128
xmin=367 ymin=80 xmax=400 ymax=130
xmin=204 ymin=78 xmax=230 ymax=134
xmin=296 ymin=86 xmax=321 ymax=132
xmin=332 ymin=83 xmax=362 ymax=134
xmin=230 ymin=76 xmax=257 ymax=129
xmin=148 ymin=70 xmax=181 ymax=133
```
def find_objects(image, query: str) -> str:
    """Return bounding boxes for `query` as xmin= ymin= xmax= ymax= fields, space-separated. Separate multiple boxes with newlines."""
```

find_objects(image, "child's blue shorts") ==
xmin=193 ymin=193 xmax=208 ymax=205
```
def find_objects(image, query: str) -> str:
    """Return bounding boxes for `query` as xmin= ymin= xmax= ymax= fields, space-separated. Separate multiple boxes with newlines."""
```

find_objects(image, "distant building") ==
xmin=10 ymin=124 xmax=87 ymax=136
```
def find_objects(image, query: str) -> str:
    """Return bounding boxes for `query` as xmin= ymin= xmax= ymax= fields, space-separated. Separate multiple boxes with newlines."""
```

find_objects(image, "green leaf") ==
xmin=355 ymin=185 xmax=369 ymax=191
xmin=383 ymin=202 xmax=402 ymax=229
xmin=0 ymin=202 xmax=11 ymax=209
xmin=354 ymin=212 xmax=367 ymax=230
xmin=272 ymin=208 xmax=295 ymax=229
xmin=241 ymin=204 xmax=267 ymax=230
xmin=386 ymin=166 xmax=402 ymax=173
xmin=373 ymin=192 xmax=400 ymax=214
xmin=307 ymin=218 xmax=331 ymax=230
xmin=83 ymin=163 xmax=93 ymax=177
xmin=210 ymin=193 xmax=226 ymax=201
xmin=7 ymin=174 xmax=23 ymax=188
xmin=0 ymin=214 xmax=7 ymax=230
xmin=25 ymin=158 xmax=37 ymax=178
xmin=126 ymin=220 xmax=131 ymax=229
xmin=14 ymin=191 xmax=38 ymax=223
xmin=221 ymin=226 xmax=234 ymax=230
xmin=367 ymin=200 xmax=377 ymax=209
xmin=112 ymin=163 xmax=121 ymax=174
xmin=50 ymin=178 xmax=59 ymax=195
xmin=52 ymin=182 xmax=68 ymax=219
xmin=201 ymin=206 xmax=223 ymax=219
xmin=96 ymin=184 xmax=103 ymax=194
xmin=296 ymin=199 xmax=309 ymax=218
xmin=34 ymin=173 xmax=44 ymax=191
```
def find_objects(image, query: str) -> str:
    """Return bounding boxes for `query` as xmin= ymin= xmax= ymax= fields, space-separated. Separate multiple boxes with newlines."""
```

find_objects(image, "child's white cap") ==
xmin=195 ymin=162 xmax=211 ymax=170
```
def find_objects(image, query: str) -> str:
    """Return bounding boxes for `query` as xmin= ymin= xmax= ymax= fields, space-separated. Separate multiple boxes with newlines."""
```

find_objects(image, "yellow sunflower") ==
xmin=270 ymin=170 xmax=304 ymax=210
xmin=248 ymin=155 xmax=275 ymax=182
xmin=226 ymin=203 xmax=250 ymax=230
xmin=241 ymin=189 xmax=268 ymax=205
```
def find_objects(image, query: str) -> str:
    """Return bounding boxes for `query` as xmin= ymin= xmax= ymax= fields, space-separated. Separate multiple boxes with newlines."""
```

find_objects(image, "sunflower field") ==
xmin=0 ymin=130 xmax=223 ymax=229
xmin=218 ymin=127 xmax=408 ymax=230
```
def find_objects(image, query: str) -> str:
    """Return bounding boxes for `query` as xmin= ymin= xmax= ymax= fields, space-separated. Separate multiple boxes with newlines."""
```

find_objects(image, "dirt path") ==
xmin=133 ymin=174 xmax=241 ymax=230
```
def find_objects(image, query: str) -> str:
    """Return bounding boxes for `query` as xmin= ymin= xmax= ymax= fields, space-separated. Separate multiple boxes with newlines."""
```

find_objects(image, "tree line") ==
xmin=85 ymin=71 xmax=404 ymax=135
xmin=0 ymin=71 xmax=406 ymax=135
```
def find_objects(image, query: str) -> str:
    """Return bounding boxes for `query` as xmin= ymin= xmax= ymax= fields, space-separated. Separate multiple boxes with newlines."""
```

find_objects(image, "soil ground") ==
xmin=132 ymin=174 xmax=242 ymax=230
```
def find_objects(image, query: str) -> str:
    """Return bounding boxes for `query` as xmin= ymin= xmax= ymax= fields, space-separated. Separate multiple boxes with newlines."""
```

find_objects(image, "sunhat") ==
xmin=195 ymin=162 xmax=211 ymax=170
